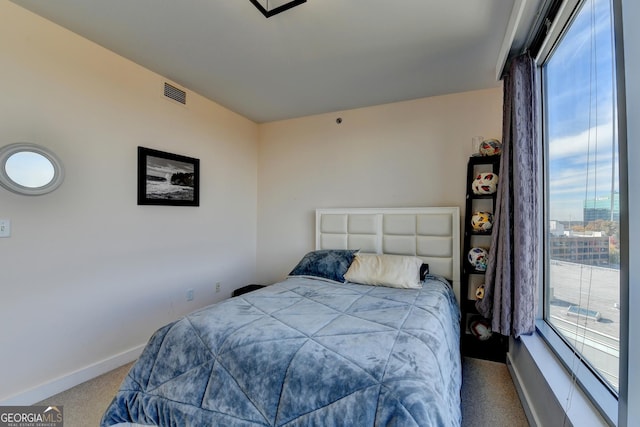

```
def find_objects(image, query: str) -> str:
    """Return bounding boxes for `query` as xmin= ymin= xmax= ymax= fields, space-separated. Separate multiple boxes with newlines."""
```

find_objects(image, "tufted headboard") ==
xmin=316 ymin=207 xmax=461 ymax=304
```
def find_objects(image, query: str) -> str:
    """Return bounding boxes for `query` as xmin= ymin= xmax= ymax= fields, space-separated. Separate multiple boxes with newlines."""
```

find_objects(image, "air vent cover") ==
xmin=164 ymin=82 xmax=186 ymax=105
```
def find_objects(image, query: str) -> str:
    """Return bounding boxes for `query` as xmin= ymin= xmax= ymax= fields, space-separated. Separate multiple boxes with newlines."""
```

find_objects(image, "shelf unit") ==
xmin=461 ymin=155 xmax=508 ymax=362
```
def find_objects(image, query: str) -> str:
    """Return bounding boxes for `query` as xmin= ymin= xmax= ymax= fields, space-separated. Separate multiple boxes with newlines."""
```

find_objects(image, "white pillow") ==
xmin=344 ymin=254 xmax=423 ymax=289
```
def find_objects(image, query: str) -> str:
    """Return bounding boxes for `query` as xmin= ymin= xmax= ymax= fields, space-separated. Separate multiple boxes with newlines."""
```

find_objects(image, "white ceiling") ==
xmin=11 ymin=0 xmax=538 ymax=123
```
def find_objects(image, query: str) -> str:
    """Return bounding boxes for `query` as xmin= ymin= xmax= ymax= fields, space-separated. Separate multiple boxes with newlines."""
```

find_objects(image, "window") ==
xmin=542 ymin=0 xmax=620 ymax=419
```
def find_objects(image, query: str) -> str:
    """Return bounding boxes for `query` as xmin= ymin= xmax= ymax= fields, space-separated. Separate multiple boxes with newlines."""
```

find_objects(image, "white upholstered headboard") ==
xmin=316 ymin=207 xmax=461 ymax=304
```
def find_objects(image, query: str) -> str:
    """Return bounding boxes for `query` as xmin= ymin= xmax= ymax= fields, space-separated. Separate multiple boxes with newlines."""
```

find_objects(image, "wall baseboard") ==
xmin=507 ymin=351 xmax=541 ymax=427
xmin=0 ymin=345 xmax=144 ymax=405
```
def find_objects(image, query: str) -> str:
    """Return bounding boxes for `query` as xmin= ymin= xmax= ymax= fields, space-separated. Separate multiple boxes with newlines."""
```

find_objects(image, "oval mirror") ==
xmin=0 ymin=143 xmax=65 ymax=195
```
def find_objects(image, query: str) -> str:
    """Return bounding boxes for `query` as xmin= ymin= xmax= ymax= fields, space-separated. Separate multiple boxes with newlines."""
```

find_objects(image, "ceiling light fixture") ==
xmin=249 ymin=0 xmax=307 ymax=18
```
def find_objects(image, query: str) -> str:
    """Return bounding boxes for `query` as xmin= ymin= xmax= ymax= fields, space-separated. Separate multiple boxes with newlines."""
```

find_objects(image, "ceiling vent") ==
xmin=163 ymin=82 xmax=187 ymax=105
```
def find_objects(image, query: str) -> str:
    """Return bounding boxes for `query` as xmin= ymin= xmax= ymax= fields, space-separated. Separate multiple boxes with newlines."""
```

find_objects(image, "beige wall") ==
xmin=256 ymin=88 xmax=503 ymax=284
xmin=0 ymin=2 xmax=258 ymax=402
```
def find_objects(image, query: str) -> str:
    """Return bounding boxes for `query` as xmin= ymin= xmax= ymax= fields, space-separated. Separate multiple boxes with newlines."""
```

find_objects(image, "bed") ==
xmin=101 ymin=207 xmax=461 ymax=427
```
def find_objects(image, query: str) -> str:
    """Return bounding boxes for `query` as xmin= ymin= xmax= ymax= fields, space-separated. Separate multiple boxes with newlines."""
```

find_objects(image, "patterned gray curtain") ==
xmin=476 ymin=53 xmax=538 ymax=337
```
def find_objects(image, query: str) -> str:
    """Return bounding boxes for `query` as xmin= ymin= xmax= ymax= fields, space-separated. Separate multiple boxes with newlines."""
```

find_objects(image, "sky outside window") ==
xmin=546 ymin=0 xmax=618 ymax=223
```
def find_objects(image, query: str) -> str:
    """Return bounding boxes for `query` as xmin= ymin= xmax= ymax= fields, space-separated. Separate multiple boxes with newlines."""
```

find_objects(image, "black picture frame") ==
xmin=137 ymin=147 xmax=200 ymax=206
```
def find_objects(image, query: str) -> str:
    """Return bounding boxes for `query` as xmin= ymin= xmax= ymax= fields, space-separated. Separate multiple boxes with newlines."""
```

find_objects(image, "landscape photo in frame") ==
xmin=137 ymin=146 xmax=200 ymax=206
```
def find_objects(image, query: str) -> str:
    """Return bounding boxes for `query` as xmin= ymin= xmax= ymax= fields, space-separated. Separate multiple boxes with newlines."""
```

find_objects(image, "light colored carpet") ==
xmin=36 ymin=362 xmax=133 ymax=427
xmin=37 ymin=357 xmax=528 ymax=426
xmin=461 ymin=357 xmax=529 ymax=427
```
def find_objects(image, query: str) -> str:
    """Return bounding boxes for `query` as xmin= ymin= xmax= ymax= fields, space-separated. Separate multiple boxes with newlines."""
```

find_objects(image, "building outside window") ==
xmin=583 ymin=193 xmax=620 ymax=222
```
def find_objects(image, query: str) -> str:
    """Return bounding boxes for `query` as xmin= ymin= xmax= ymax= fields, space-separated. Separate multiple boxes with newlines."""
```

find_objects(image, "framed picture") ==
xmin=137 ymin=147 xmax=200 ymax=206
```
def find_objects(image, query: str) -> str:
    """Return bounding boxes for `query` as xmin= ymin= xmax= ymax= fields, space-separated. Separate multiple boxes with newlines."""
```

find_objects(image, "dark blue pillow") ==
xmin=289 ymin=249 xmax=358 ymax=283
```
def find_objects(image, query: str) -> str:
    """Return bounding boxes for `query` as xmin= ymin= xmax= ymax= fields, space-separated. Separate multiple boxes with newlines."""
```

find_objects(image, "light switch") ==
xmin=0 ymin=219 xmax=11 ymax=238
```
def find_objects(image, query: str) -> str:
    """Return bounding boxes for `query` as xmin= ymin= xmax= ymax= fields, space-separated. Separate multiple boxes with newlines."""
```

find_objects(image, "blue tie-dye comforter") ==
xmin=101 ymin=276 xmax=461 ymax=426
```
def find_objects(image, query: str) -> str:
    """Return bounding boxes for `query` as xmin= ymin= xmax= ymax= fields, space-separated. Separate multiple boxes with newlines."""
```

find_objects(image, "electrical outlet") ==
xmin=0 ymin=219 xmax=10 ymax=238
xmin=215 ymin=282 xmax=221 ymax=293
xmin=186 ymin=289 xmax=194 ymax=301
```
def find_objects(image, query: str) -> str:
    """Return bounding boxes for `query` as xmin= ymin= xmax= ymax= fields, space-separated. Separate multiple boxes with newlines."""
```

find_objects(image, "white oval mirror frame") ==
xmin=0 ymin=143 xmax=65 ymax=195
